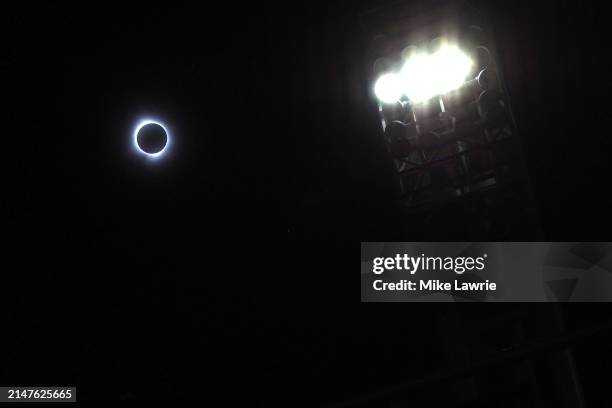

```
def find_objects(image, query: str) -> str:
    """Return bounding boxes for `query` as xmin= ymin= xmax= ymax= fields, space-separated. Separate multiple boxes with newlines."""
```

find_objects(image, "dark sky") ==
xmin=3 ymin=1 xmax=612 ymax=405
xmin=4 ymin=3 xmax=275 ymax=403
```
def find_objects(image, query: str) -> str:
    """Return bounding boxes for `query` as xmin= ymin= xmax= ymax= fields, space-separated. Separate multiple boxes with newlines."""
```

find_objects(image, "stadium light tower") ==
xmin=361 ymin=1 xmax=538 ymax=238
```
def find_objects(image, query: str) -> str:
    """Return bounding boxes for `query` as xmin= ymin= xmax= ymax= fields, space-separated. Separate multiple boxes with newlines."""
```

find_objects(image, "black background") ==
xmin=3 ymin=3 xmax=275 ymax=403
xmin=3 ymin=0 xmax=612 ymax=406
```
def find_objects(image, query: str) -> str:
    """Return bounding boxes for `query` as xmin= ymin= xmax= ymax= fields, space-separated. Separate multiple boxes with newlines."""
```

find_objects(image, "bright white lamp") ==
xmin=374 ymin=73 xmax=403 ymax=104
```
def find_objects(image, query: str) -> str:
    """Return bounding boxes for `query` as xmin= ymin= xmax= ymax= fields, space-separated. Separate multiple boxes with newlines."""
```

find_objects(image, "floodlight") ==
xmin=364 ymin=4 xmax=525 ymax=215
xmin=374 ymin=73 xmax=403 ymax=104
xmin=401 ymin=45 xmax=473 ymax=103
xmin=400 ymin=53 xmax=433 ymax=103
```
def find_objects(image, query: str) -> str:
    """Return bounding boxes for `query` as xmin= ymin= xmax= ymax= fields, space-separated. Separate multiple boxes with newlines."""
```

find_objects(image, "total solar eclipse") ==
xmin=133 ymin=120 xmax=170 ymax=158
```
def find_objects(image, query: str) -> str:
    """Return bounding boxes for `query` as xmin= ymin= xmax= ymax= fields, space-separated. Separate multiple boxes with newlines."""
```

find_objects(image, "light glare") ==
xmin=400 ymin=53 xmax=433 ymax=103
xmin=401 ymin=46 xmax=473 ymax=103
xmin=373 ymin=45 xmax=474 ymax=104
xmin=374 ymin=73 xmax=403 ymax=104
xmin=429 ymin=46 xmax=473 ymax=96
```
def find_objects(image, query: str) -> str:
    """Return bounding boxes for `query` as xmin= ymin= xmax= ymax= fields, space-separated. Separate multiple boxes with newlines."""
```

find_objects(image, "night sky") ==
xmin=3 ymin=1 xmax=612 ymax=405
xmin=4 ymin=3 xmax=274 ymax=403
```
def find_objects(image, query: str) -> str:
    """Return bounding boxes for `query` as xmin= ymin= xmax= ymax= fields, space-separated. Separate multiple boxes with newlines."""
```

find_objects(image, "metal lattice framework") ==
xmin=363 ymin=2 xmax=532 ymax=221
